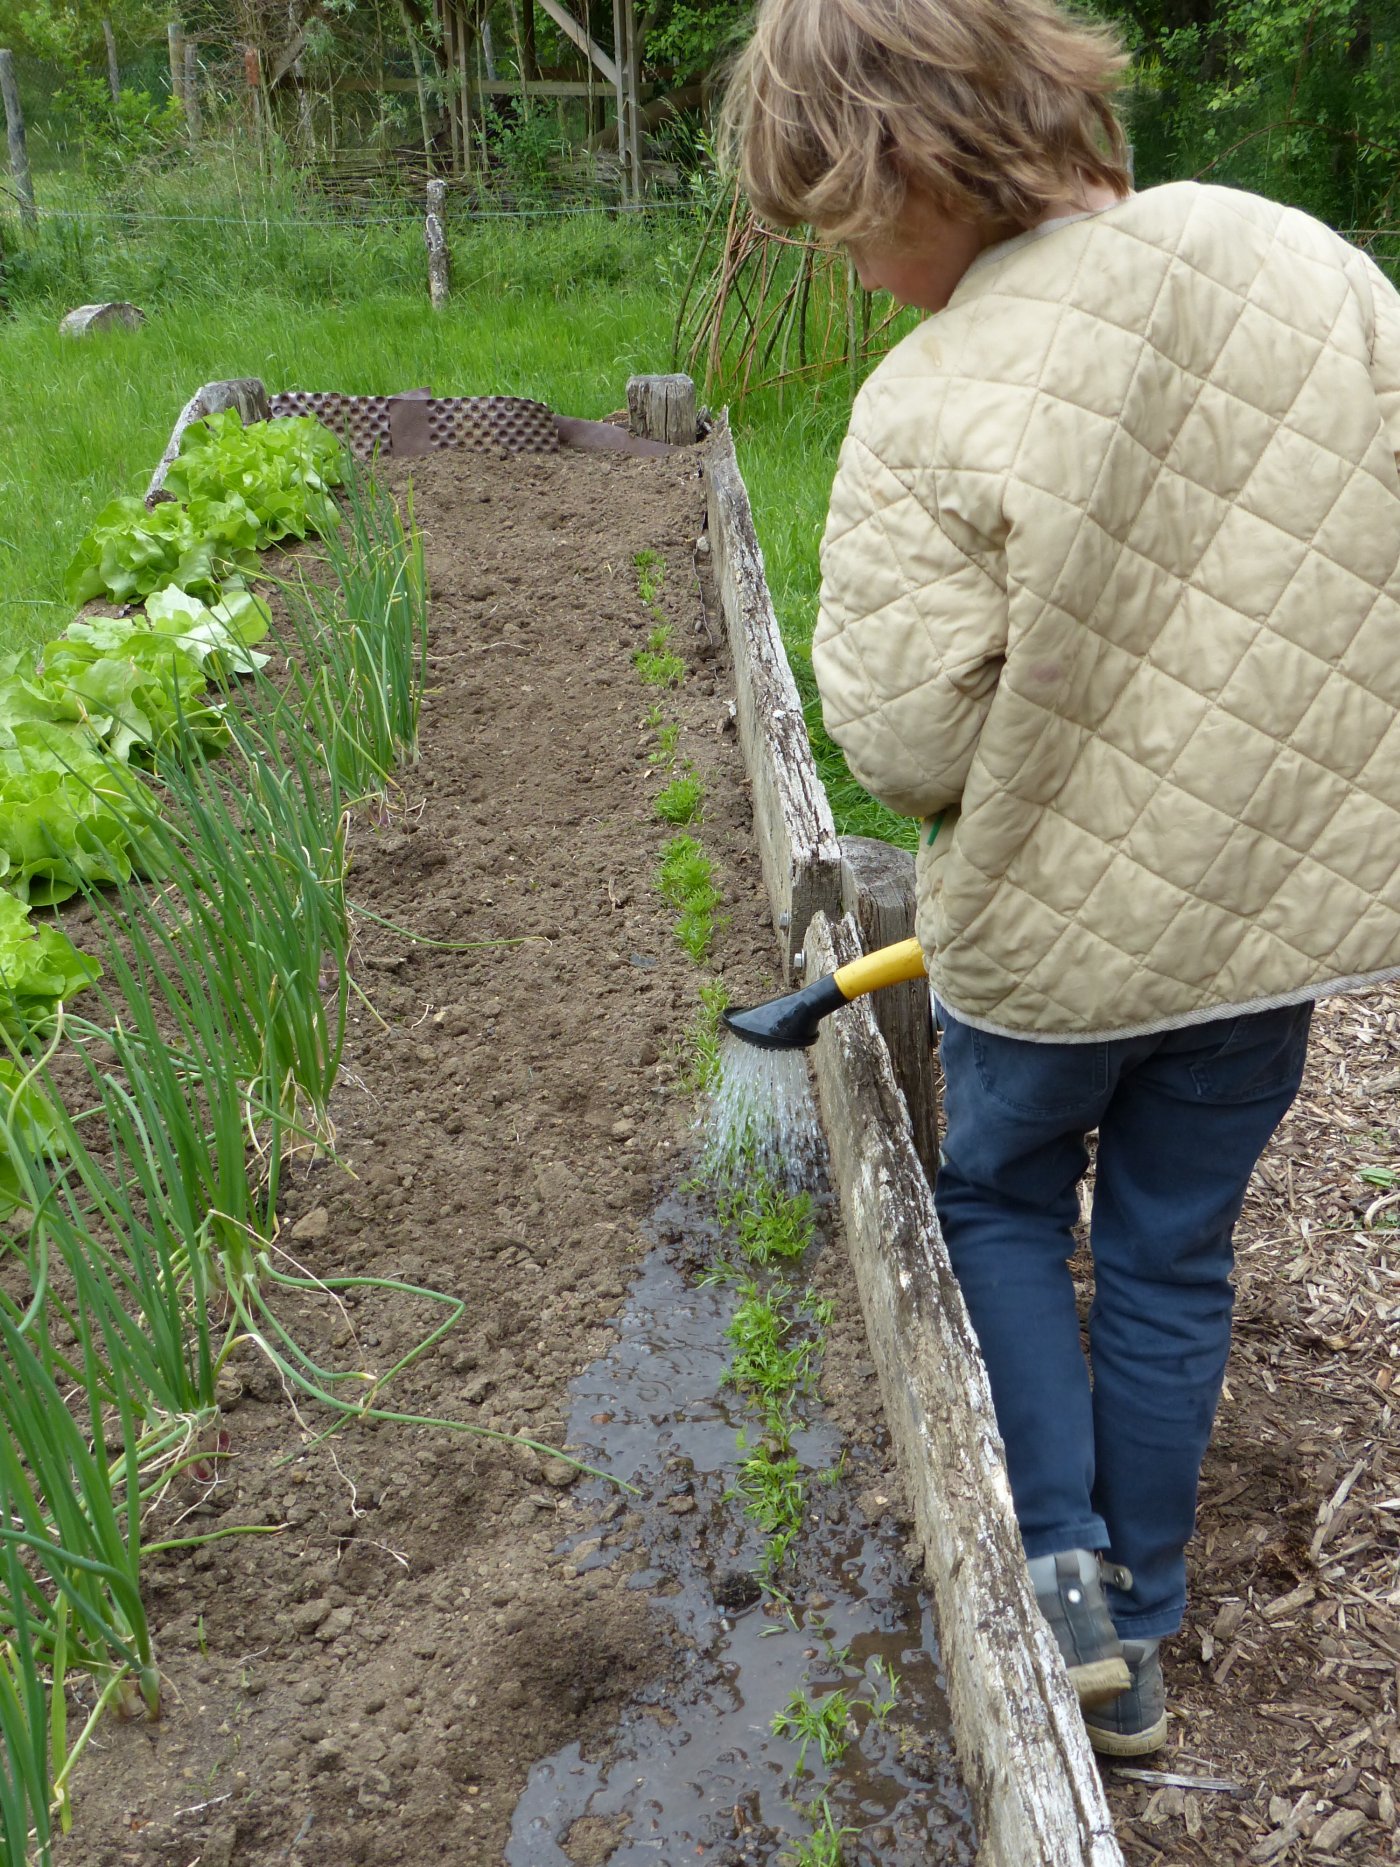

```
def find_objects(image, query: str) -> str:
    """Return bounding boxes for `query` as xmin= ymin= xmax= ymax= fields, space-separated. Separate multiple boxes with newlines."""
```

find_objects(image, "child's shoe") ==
xmin=1027 ymin=1548 xmax=1132 ymax=1707
xmin=1083 ymin=1639 xmax=1167 ymax=1756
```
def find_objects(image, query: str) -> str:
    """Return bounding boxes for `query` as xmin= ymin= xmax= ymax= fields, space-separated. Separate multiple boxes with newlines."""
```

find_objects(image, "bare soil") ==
xmin=56 ymin=445 xmax=922 ymax=1867
xmin=50 ymin=438 xmax=1399 ymax=1867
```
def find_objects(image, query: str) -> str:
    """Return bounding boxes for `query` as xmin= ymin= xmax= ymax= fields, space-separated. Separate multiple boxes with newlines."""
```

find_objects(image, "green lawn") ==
xmin=0 ymin=185 xmax=910 ymax=841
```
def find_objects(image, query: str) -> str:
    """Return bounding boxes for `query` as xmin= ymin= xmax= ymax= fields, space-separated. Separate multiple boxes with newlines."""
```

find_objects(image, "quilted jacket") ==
xmin=814 ymin=181 xmax=1400 ymax=1040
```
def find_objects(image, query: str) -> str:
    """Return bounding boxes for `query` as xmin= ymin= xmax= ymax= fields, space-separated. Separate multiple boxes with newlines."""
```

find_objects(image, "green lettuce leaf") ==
xmin=164 ymin=410 xmax=345 ymax=545
xmin=140 ymin=585 xmax=272 ymax=676
xmin=65 ymin=495 xmax=261 ymax=607
xmin=0 ymin=890 xmax=101 ymax=1041
xmin=0 ymin=732 xmax=154 ymax=905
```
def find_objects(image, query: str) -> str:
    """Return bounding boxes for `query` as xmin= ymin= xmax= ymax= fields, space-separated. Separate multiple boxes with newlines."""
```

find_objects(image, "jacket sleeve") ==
xmin=813 ymin=424 xmax=1008 ymax=823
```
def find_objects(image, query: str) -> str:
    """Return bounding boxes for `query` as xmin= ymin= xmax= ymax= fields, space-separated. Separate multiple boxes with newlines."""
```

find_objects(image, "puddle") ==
xmin=507 ymin=1209 xmax=977 ymax=1866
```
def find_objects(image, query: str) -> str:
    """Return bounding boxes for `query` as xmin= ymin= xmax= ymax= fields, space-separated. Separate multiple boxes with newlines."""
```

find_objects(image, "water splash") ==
xmin=696 ymin=1034 xmax=826 ymax=1193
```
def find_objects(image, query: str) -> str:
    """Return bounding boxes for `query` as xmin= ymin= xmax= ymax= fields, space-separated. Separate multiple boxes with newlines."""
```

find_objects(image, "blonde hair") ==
xmin=721 ymin=0 xmax=1131 ymax=245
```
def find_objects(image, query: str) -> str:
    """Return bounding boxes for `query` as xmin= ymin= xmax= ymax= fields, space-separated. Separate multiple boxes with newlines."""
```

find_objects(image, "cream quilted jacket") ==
xmin=814 ymin=181 xmax=1400 ymax=1040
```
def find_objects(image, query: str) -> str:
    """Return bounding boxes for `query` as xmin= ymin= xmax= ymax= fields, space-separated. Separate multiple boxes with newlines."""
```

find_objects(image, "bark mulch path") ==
xmin=1101 ymin=986 xmax=1400 ymax=1866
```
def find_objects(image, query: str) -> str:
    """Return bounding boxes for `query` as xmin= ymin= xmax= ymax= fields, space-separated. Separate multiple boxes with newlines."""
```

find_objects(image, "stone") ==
xmin=291 ymin=1206 xmax=330 ymax=1241
xmin=317 ymin=1605 xmax=355 ymax=1642
xmin=59 ymin=302 xmax=144 ymax=338
xmin=541 ymin=1458 xmax=579 ymax=1489
xmin=292 ymin=1600 xmax=332 ymax=1637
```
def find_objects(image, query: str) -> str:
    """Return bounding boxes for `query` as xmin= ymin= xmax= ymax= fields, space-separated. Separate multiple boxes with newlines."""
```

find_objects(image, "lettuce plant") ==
xmin=162 ymin=411 xmax=345 ymax=545
xmin=64 ymin=495 xmax=261 ymax=607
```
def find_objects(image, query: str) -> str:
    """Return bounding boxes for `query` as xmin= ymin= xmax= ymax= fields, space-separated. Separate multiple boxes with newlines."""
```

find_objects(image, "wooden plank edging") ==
xmin=701 ymin=415 xmax=842 ymax=978
xmin=807 ymin=907 xmax=1124 ymax=1867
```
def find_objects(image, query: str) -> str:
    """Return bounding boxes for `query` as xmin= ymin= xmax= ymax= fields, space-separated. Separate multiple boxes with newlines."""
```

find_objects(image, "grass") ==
xmin=772 ymin=1686 xmax=855 ymax=1775
xmin=781 ymin=1798 xmax=858 ymax=1867
xmin=648 ymin=720 xmax=682 ymax=768
xmin=681 ymin=977 xmax=728 ymax=1095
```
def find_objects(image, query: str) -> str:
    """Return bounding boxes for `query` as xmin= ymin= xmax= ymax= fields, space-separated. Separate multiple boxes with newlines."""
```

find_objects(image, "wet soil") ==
xmin=56 ymin=445 xmax=965 ymax=1867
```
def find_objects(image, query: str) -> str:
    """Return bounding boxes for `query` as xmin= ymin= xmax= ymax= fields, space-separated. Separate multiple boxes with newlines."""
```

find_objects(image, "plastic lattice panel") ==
xmin=269 ymin=391 xmax=392 ymax=456
xmin=428 ymin=396 xmax=560 ymax=455
xmin=268 ymin=391 xmax=558 ymax=458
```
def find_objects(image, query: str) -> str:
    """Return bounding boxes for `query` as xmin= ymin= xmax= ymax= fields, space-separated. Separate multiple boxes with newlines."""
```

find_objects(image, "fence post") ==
xmin=839 ymin=834 xmax=940 ymax=1184
xmin=102 ymin=18 xmax=121 ymax=102
xmin=425 ymin=178 xmax=449 ymax=311
xmin=167 ymin=21 xmax=186 ymax=110
xmin=183 ymin=41 xmax=201 ymax=142
xmin=627 ymin=373 xmax=697 ymax=445
xmin=0 ymin=51 xmax=35 ymax=230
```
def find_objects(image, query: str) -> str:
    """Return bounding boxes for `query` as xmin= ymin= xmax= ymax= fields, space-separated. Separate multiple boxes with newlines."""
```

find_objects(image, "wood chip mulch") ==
xmin=1092 ymin=986 xmax=1400 ymax=1865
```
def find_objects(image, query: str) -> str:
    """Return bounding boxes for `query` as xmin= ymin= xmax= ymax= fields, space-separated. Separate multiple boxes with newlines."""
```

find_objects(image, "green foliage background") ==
xmin=1098 ymin=0 xmax=1397 ymax=230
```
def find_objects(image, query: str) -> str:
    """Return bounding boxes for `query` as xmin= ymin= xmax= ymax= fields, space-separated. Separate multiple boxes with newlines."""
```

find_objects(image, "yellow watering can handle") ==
xmin=831 ymin=936 xmax=927 ymax=1002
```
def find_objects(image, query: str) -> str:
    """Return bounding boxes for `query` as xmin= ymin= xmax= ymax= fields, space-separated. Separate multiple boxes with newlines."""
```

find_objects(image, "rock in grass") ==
xmin=291 ymin=1205 xmax=330 ymax=1241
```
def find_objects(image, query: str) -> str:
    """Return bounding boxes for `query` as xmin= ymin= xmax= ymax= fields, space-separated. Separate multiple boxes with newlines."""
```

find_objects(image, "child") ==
xmin=723 ymin=0 xmax=1400 ymax=1758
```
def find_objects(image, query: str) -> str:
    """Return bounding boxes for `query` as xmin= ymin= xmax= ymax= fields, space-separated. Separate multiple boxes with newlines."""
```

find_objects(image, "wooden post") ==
xmin=102 ymin=18 xmax=121 ymax=101
xmin=839 ymin=835 xmax=939 ymax=1183
xmin=0 ymin=51 xmax=34 ymax=230
xmin=626 ymin=373 xmax=697 ymax=445
xmin=619 ymin=0 xmax=640 ymax=200
xmin=425 ymin=176 xmax=449 ymax=310
xmin=244 ymin=44 xmax=264 ymax=165
xmin=167 ymin=21 xmax=186 ymax=109
xmin=183 ymin=40 xmax=201 ymax=141
xmin=610 ymin=0 xmax=629 ymax=200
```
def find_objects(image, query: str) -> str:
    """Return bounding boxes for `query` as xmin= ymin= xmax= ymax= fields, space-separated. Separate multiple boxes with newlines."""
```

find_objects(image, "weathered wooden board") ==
xmin=703 ymin=415 xmax=842 ymax=977
xmin=145 ymin=378 xmax=272 ymax=507
xmin=807 ymin=907 xmax=1124 ymax=1867
xmin=839 ymin=834 xmax=939 ymax=1184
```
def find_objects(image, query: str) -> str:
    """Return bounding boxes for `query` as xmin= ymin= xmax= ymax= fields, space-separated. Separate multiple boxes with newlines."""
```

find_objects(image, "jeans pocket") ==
xmin=1187 ymin=1003 xmax=1313 ymax=1102
xmin=969 ymin=1024 xmax=1110 ymax=1117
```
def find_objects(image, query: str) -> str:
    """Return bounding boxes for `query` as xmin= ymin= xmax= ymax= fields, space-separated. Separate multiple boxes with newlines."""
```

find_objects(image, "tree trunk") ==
xmin=400 ymin=0 xmax=434 ymax=167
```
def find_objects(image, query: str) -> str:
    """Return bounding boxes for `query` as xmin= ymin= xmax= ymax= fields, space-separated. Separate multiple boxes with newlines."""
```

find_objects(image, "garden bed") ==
xmin=53 ymin=440 xmax=970 ymax=1867
xmin=37 ymin=400 xmax=1398 ymax=1867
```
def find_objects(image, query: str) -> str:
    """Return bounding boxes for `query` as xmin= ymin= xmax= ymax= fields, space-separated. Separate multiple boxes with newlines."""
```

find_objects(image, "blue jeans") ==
xmin=934 ymin=1000 xmax=1311 ymax=1639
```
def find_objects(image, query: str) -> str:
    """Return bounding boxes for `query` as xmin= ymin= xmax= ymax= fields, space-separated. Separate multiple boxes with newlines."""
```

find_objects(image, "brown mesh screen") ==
xmin=267 ymin=391 xmax=559 ymax=459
